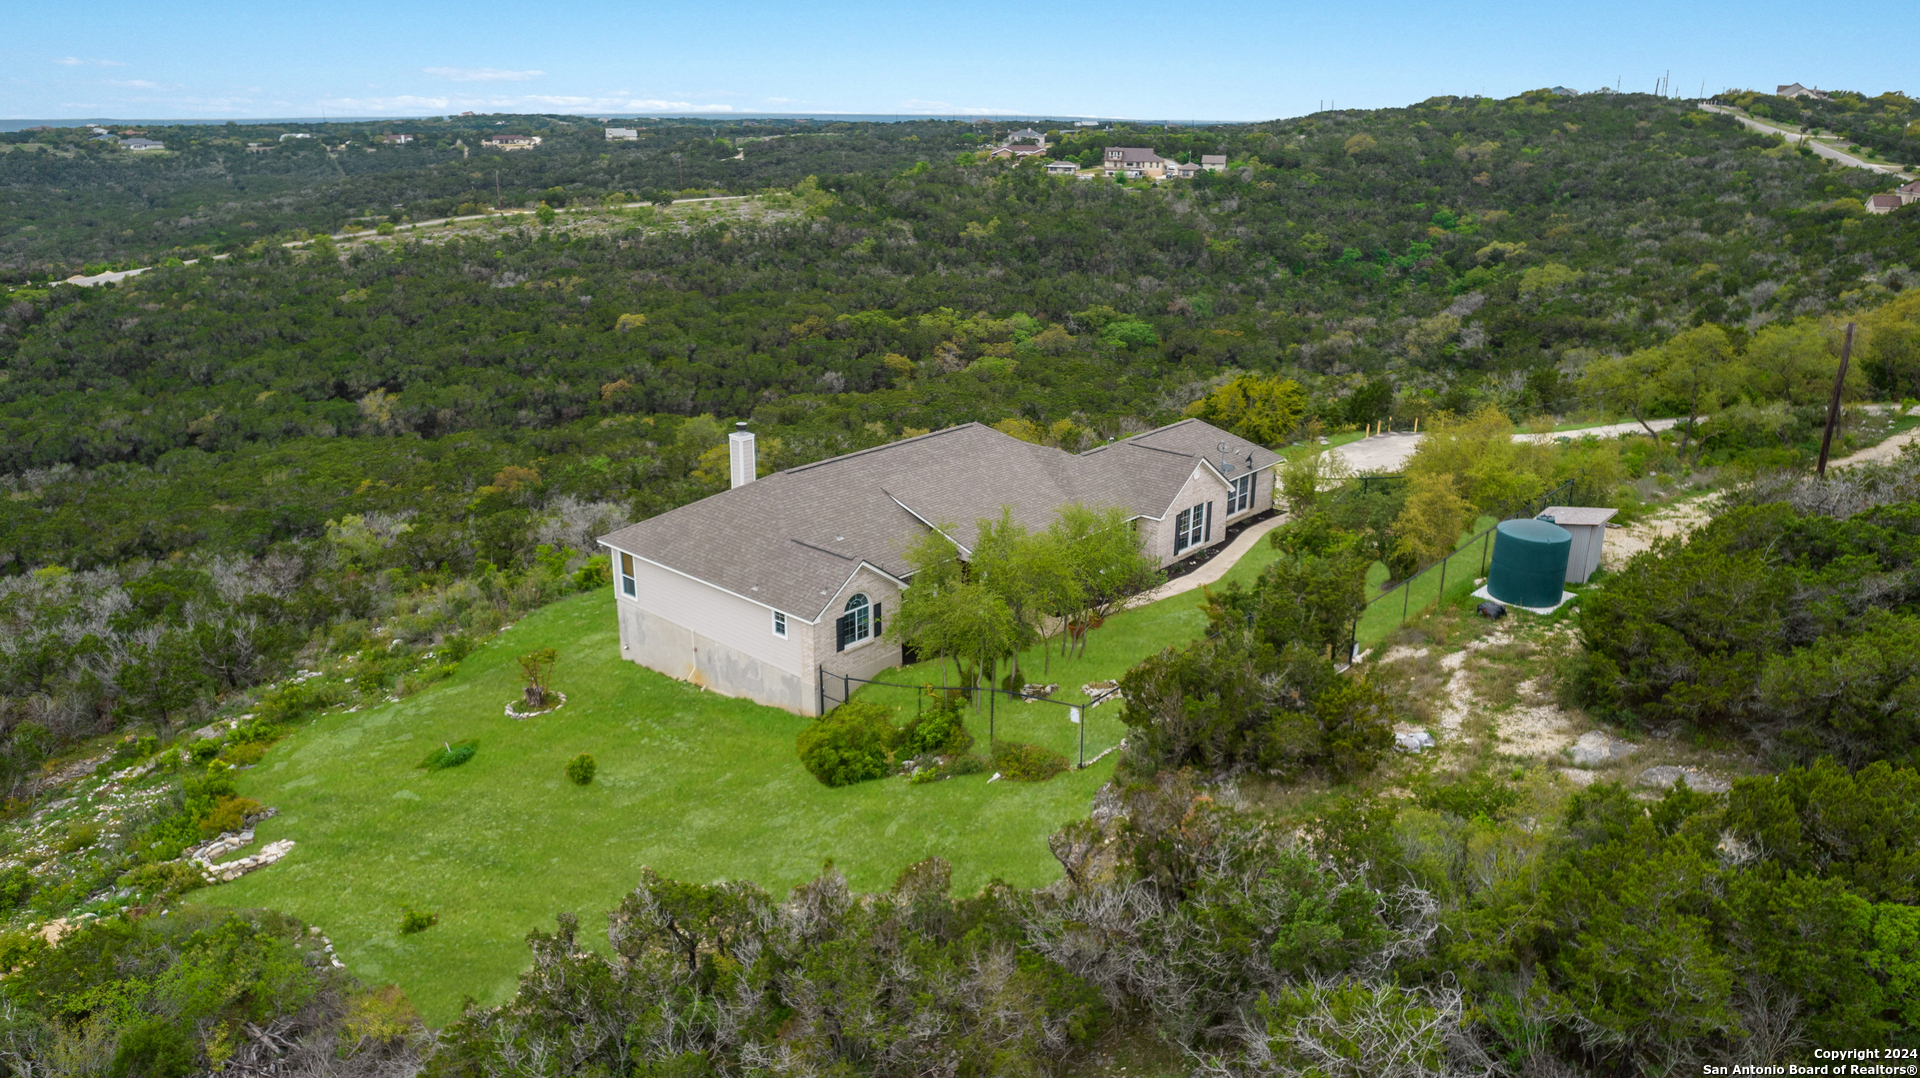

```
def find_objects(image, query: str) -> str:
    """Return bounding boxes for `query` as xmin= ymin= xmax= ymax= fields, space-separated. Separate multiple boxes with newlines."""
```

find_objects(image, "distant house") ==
xmin=1006 ymin=127 xmax=1046 ymax=143
xmin=245 ymin=142 xmax=272 ymax=154
xmin=1867 ymin=193 xmax=1905 ymax=215
xmin=1548 ymin=86 xmax=1578 ymax=97
xmin=1104 ymin=146 xmax=1203 ymax=179
xmin=988 ymin=143 xmax=1048 ymax=160
xmin=597 ymin=418 xmax=1280 ymax=716
xmin=376 ymin=134 xmax=414 ymax=144
xmin=1073 ymin=120 xmax=1100 ymax=127
xmin=1200 ymin=154 xmax=1227 ymax=172
xmin=605 ymin=127 xmax=639 ymax=140
xmin=1776 ymin=83 xmax=1831 ymax=101
xmin=461 ymin=111 xmax=477 ymax=117
xmin=483 ymin=134 xmax=541 ymax=150
xmin=1045 ymin=159 xmax=1080 ymax=176
xmin=1898 ymin=180 xmax=1920 ymax=204
xmin=120 ymin=138 xmax=164 ymax=152
xmin=279 ymin=133 xmax=313 ymax=140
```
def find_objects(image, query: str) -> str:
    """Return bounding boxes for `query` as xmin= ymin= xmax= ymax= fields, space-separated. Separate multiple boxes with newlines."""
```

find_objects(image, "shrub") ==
xmin=0 ymin=865 xmax=34 ymax=910
xmin=399 ymin=907 xmax=438 ymax=935
xmin=898 ymin=696 xmax=974 ymax=758
xmin=991 ymin=740 xmax=1069 ymax=782
xmin=57 ymin=823 xmax=99 ymax=853
xmin=797 ymin=702 xmax=898 ymax=787
xmin=197 ymin=795 xmax=263 ymax=839
xmin=109 ymin=1018 xmax=196 ymax=1078
xmin=566 ymin=753 xmax=597 ymax=785
xmin=343 ymin=984 xmax=423 ymax=1044
xmin=189 ymin=738 xmax=223 ymax=764
xmin=218 ymin=740 xmax=271 ymax=767
xmin=117 ymin=860 xmax=205 ymax=899
xmin=420 ymin=740 xmax=477 ymax=771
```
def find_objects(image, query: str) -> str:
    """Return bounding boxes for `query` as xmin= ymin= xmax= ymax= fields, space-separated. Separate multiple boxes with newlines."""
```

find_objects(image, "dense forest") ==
xmin=1 ymin=87 xmax=1918 ymax=1074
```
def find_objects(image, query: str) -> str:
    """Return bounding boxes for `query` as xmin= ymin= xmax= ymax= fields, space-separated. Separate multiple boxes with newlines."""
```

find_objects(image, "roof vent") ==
xmin=728 ymin=422 xmax=756 ymax=489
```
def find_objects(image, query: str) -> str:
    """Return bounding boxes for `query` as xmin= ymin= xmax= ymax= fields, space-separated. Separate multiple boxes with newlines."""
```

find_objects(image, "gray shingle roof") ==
xmin=599 ymin=418 xmax=1279 ymax=623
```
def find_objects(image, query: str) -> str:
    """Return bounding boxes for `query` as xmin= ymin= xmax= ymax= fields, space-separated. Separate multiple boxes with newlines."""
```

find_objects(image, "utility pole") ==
xmin=1816 ymin=323 xmax=1856 ymax=477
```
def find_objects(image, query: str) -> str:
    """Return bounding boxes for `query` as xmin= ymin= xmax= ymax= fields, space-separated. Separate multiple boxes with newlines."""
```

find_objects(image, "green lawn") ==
xmin=1356 ymin=515 xmax=1498 ymax=647
xmin=204 ymin=533 xmax=1284 ymax=1025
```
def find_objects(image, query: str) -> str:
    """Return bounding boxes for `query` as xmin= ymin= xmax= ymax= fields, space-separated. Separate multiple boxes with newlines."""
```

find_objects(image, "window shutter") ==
xmin=1205 ymin=501 xmax=1214 ymax=542
xmin=872 ymin=603 xmax=882 ymax=637
xmin=836 ymin=614 xmax=851 ymax=652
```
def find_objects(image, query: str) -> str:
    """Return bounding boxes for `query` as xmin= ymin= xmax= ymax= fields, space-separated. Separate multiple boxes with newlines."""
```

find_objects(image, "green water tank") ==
xmin=1487 ymin=518 xmax=1572 ymax=609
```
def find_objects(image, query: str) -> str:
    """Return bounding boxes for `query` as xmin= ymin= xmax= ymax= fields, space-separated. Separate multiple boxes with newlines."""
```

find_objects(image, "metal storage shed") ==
xmin=1537 ymin=506 xmax=1618 ymax=584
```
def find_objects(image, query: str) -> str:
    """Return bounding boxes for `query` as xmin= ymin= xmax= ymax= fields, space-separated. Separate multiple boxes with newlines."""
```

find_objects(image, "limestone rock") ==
xmin=1394 ymin=729 xmax=1436 ymax=753
xmin=1637 ymin=765 xmax=1730 ymax=793
xmin=1568 ymin=730 xmax=1636 ymax=767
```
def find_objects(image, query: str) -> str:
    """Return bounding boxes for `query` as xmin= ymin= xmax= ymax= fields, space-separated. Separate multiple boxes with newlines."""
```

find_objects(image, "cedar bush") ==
xmin=420 ymin=740 xmax=478 ymax=771
xmin=399 ymin=907 xmax=438 ymax=935
xmin=566 ymin=753 xmax=597 ymax=785
xmin=797 ymin=702 xmax=898 ymax=787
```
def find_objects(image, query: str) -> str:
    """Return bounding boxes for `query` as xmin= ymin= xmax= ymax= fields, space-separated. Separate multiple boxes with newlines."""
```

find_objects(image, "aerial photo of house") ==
xmin=599 ymin=419 xmax=1278 ymax=714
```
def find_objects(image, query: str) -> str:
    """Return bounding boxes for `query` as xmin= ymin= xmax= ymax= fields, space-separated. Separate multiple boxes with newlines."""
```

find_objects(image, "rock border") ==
xmin=505 ymin=690 xmax=567 ymax=720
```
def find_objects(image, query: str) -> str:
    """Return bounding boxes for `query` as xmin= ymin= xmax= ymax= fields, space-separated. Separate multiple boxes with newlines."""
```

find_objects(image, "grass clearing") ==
xmin=203 ymin=533 xmax=1285 ymax=1025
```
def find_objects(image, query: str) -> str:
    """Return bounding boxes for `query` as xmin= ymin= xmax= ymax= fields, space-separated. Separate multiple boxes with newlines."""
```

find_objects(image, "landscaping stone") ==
xmin=1558 ymin=767 xmax=1597 ymax=787
xmin=1568 ymin=731 xmax=1636 ymax=767
xmin=1021 ymin=683 xmax=1059 ymax=700
xmin=1394 ymin=729 xmax=1436 ymax=753
xmin=1637 ymin=765 xmax=1731 ymax=793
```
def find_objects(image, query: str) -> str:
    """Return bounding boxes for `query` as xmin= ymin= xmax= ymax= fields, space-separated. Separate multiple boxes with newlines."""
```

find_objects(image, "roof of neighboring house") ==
xmin=120 ymin=138 xmax=163 ymax=149
xmin=1046 ymin=159 xmax=1079 ymax=169
xmin=1869 ymin=194 xmax=1904 ymax=207
xmin=1009 ymin=127 xmax=1045 ymax=139
xmin=1107 ymin=146 xmax=1171 ymax=162
xmin=599 ymin=419 xmax=1279 ymax=622
xmin=1200 ymin=154 xmax=1227 ymax=165
xmin=1899 ymin=180 xmax=1920 ymax=194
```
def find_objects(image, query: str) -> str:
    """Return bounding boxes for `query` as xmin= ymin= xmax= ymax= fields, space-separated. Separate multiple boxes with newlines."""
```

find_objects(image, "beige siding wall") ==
xmin=612 ymin=552 xmax=811 ymax=714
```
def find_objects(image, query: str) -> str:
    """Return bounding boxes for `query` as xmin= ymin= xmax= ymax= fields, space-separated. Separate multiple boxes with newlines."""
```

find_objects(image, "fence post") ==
xmin=1439 ymin=552 xmax=1447 ymax=607
xmin=1402 ymin=573 xmax=1411 ymax=623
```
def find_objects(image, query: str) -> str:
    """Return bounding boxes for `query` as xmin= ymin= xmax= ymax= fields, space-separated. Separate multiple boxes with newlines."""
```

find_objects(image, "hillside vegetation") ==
xmin=1 ymin=87 xmax=1918 ymax=1075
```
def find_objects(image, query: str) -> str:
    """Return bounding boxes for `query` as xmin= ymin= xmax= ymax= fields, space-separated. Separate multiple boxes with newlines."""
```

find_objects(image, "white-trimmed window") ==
xmin=1228 ymin=473 xmax=1255 ymax=515
xmin=835 ymin=593 xmax=880 ymax=651
xmin=772 ymin=610 xmax=788 ymax=638
xmin=619 ymin=552 xmax=637 ymax=598
xmin=1173 ymin=502 xmax=1212 ymax=553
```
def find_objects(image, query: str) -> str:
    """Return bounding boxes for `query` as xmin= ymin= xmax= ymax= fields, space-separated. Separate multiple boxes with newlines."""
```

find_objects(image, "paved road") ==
xmin=1699 ymin=104 xmax=1912 ymax=179
xmin=1333 ymin=418 xmax=1683 ymax=474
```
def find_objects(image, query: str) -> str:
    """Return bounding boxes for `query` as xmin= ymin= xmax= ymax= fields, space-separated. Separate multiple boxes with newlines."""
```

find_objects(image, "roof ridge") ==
xmin=783 ymin=423 xmax=991 ymax=475
xmin=789 ymin=537 xmax=856 ymax=560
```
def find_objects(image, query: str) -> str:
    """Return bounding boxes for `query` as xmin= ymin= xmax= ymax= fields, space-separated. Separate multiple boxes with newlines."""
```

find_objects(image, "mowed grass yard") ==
xmin=202 ymin=534 xmax=1285 ymax=1025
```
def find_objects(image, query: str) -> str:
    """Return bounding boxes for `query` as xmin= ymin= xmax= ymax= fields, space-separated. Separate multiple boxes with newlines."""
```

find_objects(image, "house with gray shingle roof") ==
xmin=598 ymin=418 xmax=1279 ymax=714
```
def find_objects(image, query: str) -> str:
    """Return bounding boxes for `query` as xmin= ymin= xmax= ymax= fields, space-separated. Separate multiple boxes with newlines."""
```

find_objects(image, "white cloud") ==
xmin=425 ymin=67 xmax=544 ymax=82
xmin=54 ymin=57 xmax=85 ymax=66
xmin=55 ymin=57 xmax=124 ymax=67
xmin=106 ymin=79 xmax=167 ymax=90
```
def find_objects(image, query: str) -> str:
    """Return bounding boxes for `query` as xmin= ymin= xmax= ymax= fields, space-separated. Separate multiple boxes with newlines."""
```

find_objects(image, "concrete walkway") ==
xmin=1129 ymin=513 xmax=1288 ymax=607
xmin=1332 ymin=418 xmax=1682 ymax=474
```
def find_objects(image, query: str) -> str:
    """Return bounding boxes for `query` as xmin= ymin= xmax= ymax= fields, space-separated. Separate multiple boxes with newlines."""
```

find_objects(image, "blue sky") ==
xmin=5 ymin=0 xmax=1915 ymax=121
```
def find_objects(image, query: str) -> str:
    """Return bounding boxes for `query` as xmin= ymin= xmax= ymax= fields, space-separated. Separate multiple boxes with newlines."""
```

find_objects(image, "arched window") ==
xmin=835 ymin=592 xmax=881 ymax=651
